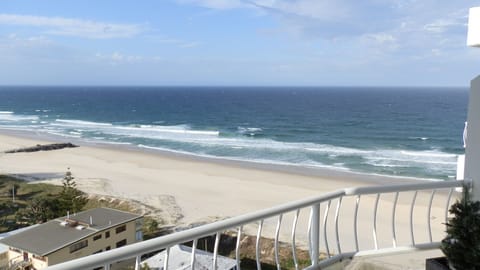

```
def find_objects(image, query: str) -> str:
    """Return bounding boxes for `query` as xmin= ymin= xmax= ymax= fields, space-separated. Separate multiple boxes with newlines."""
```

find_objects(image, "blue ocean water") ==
xmin=0 ymin=86 xmax=468 ymax=180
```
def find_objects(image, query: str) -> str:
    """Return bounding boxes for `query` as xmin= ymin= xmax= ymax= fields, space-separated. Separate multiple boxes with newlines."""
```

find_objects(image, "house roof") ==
xmin=0 ymin=224 xmax=40 ymax=254
xmin=142 ymin=245 xmax=237 ymax=270
xmin=0 ymin=208 xmax=141 ymax=256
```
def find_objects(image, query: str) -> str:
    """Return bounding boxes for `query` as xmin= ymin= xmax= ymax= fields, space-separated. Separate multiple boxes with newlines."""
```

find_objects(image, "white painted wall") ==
xmin=464 ymin=76 xmax=480 ymax=200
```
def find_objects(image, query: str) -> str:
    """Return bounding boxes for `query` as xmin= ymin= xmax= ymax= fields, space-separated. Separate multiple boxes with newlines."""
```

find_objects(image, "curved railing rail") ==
xmin=45 ymin=179 xmax=469 ymax=270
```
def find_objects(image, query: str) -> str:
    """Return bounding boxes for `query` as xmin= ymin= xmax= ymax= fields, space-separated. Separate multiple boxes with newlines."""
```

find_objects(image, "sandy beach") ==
xmin=0 ymin=131 xmax=455 ymax=253
xmin=0 ymin=132 xmax=366 ymax=223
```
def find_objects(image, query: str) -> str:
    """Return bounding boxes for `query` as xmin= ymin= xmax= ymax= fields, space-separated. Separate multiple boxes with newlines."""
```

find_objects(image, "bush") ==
xmin=441 ymin=187 xmax=480 ymax=269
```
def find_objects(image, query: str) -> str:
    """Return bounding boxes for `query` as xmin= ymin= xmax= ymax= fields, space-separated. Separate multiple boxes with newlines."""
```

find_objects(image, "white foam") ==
xmin=362 ymin=148 xmax=458 ymax=178
xmin=0 ymin=113 xmax=39 ymax=121
xmin=305 ymin=146 xmax=370 ymax=155
xmin=238 ymin=127 xmax=263 ymax=133
xmin=137 ymin=144 xmax=350 ymax=171
xmin=365 ymin=149 xmax=457 ymax=165
xmin=87 ymin=140 xmax=132 ymax=145
xmin=138 ymin=144 xmax=191 ymax=154
xmin=45 ymin=131 xmax=81 ymax=138
xmin=55 ymin=119 xmax=113 ymax=127
xmin=53 ymin=120 xmax=220 ymax=138
xmin=121 ymin=125 xmax=219 ymax=136
xmin=400 ymin=150 xmax=456 ymax=158
xmin=409 ymin=136 xmax=429 ymax=141
xmin=0 ymin=111 xmax=13 ymax=114
xmin=118 ymin=127 xmax=217 ymax=139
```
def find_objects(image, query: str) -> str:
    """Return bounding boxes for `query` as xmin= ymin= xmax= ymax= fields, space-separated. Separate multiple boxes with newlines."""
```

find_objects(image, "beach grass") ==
xmin=0 ymin=175 xmax=63 ymax=232
xmin=0 ymin=175 xmax=165 ymax=239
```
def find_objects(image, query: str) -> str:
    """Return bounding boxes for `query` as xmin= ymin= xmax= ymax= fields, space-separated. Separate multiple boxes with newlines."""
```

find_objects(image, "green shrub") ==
xmin=441 ymin=187 xmax=480 ymax=270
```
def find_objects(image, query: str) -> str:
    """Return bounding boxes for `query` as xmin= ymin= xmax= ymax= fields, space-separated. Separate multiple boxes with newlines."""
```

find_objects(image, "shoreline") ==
xmin=0 ymin=128 xmax=435 ymax=185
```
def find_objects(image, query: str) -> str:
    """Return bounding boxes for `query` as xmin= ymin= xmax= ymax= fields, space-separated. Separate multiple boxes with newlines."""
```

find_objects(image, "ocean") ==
xmin=0 ymin=86 xmax=468 ymax=180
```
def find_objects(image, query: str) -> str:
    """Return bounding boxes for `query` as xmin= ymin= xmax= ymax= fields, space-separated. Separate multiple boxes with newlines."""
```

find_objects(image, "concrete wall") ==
xmin=6 ymin=249 xmax=48 ymax=269
xmin=0 ymin=251 xmax=8 ymax=268
xmin=48 ymin=219 xmax=142 ymax=266
xmin=465 ymin=76 xmax=480 ymax=201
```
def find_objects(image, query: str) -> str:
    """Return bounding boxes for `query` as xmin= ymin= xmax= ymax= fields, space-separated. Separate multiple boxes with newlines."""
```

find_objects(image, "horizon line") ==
xmin=0 ymin=84 xmax=469 ymax=89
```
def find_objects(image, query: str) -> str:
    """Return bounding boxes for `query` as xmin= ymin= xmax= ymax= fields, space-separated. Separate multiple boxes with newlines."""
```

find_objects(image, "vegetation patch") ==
xmin=0 ymin=175 xmax=63 ymax=232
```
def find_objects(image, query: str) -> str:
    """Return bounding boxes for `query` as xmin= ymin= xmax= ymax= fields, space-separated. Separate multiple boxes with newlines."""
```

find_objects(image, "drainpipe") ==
xmin=465 ymin=7 xmax=480 ymax=200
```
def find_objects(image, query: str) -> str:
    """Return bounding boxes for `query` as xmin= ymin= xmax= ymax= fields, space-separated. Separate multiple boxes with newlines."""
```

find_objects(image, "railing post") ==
xmin=135 ymin=255 xmax=140 ymax=270
xmin=466 ymin=7 xmax=480 ymax=201
xmin=311 ymin=204 xmax=320 ymax=266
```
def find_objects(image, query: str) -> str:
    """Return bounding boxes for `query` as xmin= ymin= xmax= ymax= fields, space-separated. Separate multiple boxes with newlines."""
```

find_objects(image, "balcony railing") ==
xmin=45 ymin=179 xmax=468 ymax=270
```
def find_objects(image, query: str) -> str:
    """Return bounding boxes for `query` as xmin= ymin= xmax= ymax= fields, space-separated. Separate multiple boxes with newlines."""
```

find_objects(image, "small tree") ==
xmin=59 ymin=168 xmax=88 ymax=214
xmin=441 ymin=187 xmax=480 ymax=270
xmin=17 ymin=196 xmax=60 ymax=224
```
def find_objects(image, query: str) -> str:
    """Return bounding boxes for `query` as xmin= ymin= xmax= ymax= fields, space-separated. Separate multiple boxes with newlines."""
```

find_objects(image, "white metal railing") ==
xmin=45 ymin=179 xmax=469 ymax=270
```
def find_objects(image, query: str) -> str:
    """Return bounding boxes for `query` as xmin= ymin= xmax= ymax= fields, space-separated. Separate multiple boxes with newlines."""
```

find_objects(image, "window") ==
xmin=115 ymin=225 xmax=126 ymax=234
xmin=105 ymin=246 xmax=111 ymax=251
xmin=70 ymin=239 xmax=88 ymax=253
xmin=116 ymin=239 xmax=127 ymax=248
xmin=93 ymin=234 xmax=102 ymax=241
xmin=136 ymin=230 xmax=143 ymax=241
xmin=33 ymin=254 xmax=46 ymax=261
xmin=93 ymin=249 xmax=102 ymax=254
xmin=105 ymin=231 xmax=110 ymax=238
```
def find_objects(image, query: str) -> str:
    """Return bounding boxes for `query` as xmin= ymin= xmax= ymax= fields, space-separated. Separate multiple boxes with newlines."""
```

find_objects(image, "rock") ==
xmin=4 ymin=143 xmax=79 ymax=153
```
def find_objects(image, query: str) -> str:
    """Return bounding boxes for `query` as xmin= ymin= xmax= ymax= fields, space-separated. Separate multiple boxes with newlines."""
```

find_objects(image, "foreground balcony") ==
xmin=44 ymin=179 xmax=466 ymax=270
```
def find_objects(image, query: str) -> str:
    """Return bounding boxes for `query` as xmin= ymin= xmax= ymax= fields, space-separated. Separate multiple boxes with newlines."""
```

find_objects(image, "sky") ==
xmin=0 ymin=0 xmax=478 ymax=87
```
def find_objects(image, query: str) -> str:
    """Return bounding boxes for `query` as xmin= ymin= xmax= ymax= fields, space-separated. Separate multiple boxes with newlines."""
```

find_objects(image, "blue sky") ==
xmin=0 ymin=0 xmax=477 ymax=86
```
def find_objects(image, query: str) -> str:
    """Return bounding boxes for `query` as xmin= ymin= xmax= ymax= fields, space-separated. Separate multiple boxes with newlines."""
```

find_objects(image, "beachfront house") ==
xmin=0 ymin=225 xmax=40 ymax=269
xmin=0 ymin=208 xmax=143 ymax=269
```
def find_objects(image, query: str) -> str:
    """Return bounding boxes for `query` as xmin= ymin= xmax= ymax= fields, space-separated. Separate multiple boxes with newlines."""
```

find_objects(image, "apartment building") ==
xmin=0 ymin=208 xmax=143 ymax=269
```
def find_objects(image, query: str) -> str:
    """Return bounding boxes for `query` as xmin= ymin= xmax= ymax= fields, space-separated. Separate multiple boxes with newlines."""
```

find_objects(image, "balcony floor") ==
xmin=325 ymin=249 xmax=443 ymax=270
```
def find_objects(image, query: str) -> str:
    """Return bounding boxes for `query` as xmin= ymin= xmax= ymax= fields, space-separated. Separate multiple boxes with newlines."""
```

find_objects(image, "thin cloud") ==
xmin=180 ymin=0 xmax=470 ymax=41
xmin=147 ymin=35 xmax=201 ymax=48
xmin=423 ymin=18 xmax=465 ymax=34
xmin=180 ymin=41 xmax=201 ymax=48
xmin=249 ymin=0 xmax=351 ymax=21
xmin=180 ymin=0 xmax=350 ymax=21
xmin=176 ymin=0 xmax=247 ymax=10
xmin=95 ymin=52 xmax=144 ymax=63
xmin=0 ymin=14 xmax=144 ymax=39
